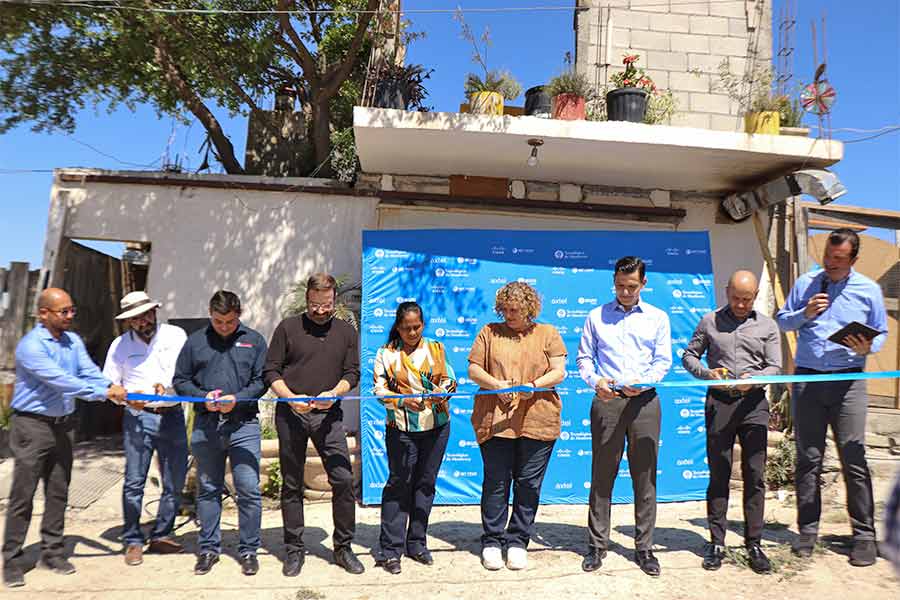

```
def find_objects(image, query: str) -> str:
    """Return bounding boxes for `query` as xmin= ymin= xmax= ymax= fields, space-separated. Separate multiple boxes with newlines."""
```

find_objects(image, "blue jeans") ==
xmin=122 ymin=409 xmax=189 ymax=546
xmin=191 ymin=413 xmax=262 ymax=556
xmin=479 ymin=436 xmax=555 ymax=550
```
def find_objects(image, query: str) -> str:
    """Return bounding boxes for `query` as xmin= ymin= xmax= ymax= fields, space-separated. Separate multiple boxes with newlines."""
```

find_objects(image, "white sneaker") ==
xmin=506 ymin=546 xmax=527 ymax=570
xmin=481 ymin=547 xmax=503 ymax=571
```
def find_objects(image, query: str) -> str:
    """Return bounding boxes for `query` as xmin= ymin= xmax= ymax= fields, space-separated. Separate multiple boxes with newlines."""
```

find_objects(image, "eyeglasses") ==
xmin=48 ymin=306 xmax=77 ymax=317
xmin=308 ymin=302 xmax=335 ymax=311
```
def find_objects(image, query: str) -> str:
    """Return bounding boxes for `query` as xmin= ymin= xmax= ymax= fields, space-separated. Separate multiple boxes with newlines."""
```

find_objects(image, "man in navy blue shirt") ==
xmin=777 ymin=228 xmax=888 ymax=567
xmin=2 ymin=288 xmax=126 ymax=588
xmin=173 ymin=291 xmax=267 ymax=576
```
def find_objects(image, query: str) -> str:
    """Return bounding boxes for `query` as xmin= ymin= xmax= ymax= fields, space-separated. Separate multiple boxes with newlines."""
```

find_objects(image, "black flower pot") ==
xmin=373 ymin=79 xmax=409 ymax=110
xmin=524 ymin=85 xmax=552 ymax=117
xmin=606 ymin=87 xmax=648 ymax=123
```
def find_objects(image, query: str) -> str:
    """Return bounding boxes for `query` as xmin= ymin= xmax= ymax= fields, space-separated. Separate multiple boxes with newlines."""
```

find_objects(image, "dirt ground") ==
xmin=1 ymin=439 xmax=898 ymax=600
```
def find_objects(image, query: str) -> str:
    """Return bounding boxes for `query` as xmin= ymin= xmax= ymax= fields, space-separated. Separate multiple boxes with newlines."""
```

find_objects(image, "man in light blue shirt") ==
xmin=2 ymin=288 xmax=126 ymax=588
xmin=776 ymin=228 xmax=888 ymax=567
xmin=576 ymin=256 xmax=671 ymax=577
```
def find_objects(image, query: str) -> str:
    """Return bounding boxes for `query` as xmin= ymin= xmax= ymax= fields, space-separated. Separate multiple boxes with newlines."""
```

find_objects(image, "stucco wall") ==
xmin=51 ymin=175 xmax=379 ymax=342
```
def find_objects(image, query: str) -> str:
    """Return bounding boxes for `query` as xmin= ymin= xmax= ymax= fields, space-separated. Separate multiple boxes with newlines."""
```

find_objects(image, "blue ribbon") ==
xmin=127 ymin=371 xmax=900 ymax=404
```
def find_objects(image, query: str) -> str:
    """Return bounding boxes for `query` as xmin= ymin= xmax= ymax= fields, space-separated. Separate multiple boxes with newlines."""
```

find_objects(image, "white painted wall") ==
xmin=51 ymin=174 xmax=379 ymax=341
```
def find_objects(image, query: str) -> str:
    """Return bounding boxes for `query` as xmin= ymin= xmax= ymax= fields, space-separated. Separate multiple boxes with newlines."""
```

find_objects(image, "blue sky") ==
xmin=1 ymin=0 xmax=897 ymax=267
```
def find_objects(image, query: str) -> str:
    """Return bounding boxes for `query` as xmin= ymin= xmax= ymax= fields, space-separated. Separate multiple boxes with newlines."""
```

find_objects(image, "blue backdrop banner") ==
xmin=360 ymin=229 xmax=715 ymax=505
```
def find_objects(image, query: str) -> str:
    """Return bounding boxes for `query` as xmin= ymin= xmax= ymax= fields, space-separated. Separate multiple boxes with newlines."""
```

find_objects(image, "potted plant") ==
xmin=546 ymin=69 xmax=593 ymax=120
xmin=778 ymin=94 xmax=809 ymax=136
xmin=372 ymin=63 xmax=433 ymax=111
xmin=607 ymin=54 xmax=655 ymax=123
xmin=464 ymin=70 xmax=522 ymax=116
xmin=455 ymin=9 xmax=521 ymax=115
xmin=717 ymin=60 xmax=782 ymax=135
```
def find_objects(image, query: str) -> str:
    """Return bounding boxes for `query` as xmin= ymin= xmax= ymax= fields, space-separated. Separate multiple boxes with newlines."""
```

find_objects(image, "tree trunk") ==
xmin=310 ymin=98 xmax=333 ymax=177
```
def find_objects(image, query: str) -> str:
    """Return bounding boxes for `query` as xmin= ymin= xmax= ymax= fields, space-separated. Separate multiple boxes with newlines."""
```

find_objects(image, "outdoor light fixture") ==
xmin=721 ymin=169 xmax=848 ymax=221
xmin=526 ymin=138 xmax=544 ymax=167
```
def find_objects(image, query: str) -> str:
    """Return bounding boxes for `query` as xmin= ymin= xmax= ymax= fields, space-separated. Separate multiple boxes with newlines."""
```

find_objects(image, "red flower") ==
xmin=623 ymin=54 xmax=639 ymax=65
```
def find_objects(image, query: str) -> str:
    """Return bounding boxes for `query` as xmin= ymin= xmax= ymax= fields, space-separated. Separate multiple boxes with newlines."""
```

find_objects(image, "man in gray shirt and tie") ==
xmin=682 ymin=270 xmax=781 ymax=574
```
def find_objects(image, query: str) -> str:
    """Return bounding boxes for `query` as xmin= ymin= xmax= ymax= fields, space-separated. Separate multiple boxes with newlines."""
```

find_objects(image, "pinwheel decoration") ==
xmin=801 ymin=63 xmax=836 ymax=115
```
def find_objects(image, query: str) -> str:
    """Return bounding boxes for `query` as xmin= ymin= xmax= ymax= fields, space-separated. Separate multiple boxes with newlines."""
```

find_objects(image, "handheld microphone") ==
xmin=814 ymin=275 xmax=829 ymax=319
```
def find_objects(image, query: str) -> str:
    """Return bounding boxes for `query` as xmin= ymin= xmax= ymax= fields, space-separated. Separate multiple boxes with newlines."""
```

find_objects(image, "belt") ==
xmin=709 ymin=387 xmax=765 ymax=400
xmin=795 ymin=367 xmax=864 ymax=375
xmin=142 ymin=405 xmax=179 ymax=415
xmin=13 ymin=410 xmax=71 ymax=425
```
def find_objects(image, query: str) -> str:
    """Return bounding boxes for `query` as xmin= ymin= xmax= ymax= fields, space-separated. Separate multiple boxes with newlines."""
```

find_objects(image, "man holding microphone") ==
xmin=777 ymin=228 xmax=887 ymax=566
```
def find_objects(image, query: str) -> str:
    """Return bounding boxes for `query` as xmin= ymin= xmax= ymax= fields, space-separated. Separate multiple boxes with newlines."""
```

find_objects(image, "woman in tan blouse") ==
xmin=467 ymin=281 xmax=567 ymax=571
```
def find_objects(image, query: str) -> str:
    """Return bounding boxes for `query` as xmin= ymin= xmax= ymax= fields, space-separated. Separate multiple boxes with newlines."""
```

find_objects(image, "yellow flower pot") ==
xmin=744 ymin=111 xmax=780 ymax=135
xmin=469 ymin=91 xmax=504 ymax=116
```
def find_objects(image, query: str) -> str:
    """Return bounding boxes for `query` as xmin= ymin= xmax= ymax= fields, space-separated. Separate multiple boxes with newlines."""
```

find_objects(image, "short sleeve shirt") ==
xmin=468 ymin=322 xmax=567 ymax=444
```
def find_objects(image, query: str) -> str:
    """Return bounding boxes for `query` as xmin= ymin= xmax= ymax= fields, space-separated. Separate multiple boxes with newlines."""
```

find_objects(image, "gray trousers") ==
xmin=587 ymin=391 xmax=660 ymax=551
xmin=792 ymin=367 xmax=875 ymax=541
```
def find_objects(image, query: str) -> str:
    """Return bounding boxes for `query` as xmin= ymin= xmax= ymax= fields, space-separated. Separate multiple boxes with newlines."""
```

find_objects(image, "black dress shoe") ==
xmin=746 ymin=544 xmax=771 ymax=574
xmin=283 ymin=551 xmax=305 ymax=577
xmin=3 ymin=565 xmax=24 ymax=588
xmin=791 ymin=534 xmax=816 ymax=558
xmin=39 ymin=556 xmax=76 ymax=575
xmin=635 ymin=549 xmax=661 ymax=577
xmin=240 ymin=553 xmax=259 ymax=576
xmin=581 ymin=548 xmax=607 ymax=572
xmin=849 ymin=540 xmax=877 ymax=567
xmin=382 ymin=557 xmax=402 ymax=575
xmin=194 ymin=552 xmax=219 ymax=575
xmin=407 ymin=550 xmax=434 ymax=565
xmin=702 ymin=543 xmax=725 ymax=571
xmin=334 ymin=546 xmax=365 ymax=575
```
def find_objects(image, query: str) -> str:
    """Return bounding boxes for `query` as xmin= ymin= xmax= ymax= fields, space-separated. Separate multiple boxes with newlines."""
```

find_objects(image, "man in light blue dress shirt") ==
xmin=777 ymin=228 xmax=887 ymax=567
xmin=576 ymin=256 xmax=672 ymax=577
xmin=2 ymin=288 xmax=126 ymax=588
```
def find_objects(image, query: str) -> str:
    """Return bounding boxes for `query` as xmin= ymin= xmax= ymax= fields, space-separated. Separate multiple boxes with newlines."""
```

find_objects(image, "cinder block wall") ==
xmin=575 ymin=0 xmax=773 ymax=131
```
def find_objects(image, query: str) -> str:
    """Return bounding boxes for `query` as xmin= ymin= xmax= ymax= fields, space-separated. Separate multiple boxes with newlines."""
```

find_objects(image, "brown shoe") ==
xmin=124 ymin=544 xmax=143 ymax=566
xmin=147 ymin=538 xmax=183 ymax=554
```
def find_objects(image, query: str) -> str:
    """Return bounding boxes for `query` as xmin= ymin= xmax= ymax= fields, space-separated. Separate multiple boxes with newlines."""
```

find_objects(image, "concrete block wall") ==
xmin=575 ymin=0 xmax=773 ymax=131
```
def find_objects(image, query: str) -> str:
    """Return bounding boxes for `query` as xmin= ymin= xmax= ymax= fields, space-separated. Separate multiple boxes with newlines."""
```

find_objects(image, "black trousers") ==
xmin=705 ymin=389 xmax=768 ymax=546
xmin=793 ymin=368 xmax=875 ymax=541
xmin=2 ymin=412 xmax=74 ymax=568
xmin=275 ymin=403 xmax=355 ymax=553
xmin=379 ymin=423 xmax=450 ymax=560
xmin=588 ymin=391 xmax=660 ymax=552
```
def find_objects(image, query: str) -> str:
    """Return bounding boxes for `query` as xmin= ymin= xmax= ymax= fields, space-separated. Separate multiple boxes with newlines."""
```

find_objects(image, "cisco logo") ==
xmin=672 ymin=289 xmax=683 ymax=298
xmin=665 ymin=248 xmax=680 ymax=256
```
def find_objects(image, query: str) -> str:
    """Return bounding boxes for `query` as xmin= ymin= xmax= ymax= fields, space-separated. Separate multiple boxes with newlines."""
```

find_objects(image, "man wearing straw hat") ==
xmin=174 ymin=290 xmax=267 ymax=576
xmin=103 ymin=291 xmax=189 ymax=568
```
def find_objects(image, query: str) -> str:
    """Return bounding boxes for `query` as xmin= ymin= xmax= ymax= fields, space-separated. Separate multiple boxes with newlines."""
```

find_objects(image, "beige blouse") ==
xmin=467 ymin=322 xmax=567 ymax=444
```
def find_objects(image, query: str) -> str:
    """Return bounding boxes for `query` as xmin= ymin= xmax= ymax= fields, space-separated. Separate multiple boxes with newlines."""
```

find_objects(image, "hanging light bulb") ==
xmin=526 ymin=138 xmax=543 ymax=168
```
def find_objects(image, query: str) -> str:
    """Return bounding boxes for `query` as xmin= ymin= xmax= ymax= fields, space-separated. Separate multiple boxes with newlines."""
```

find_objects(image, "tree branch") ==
xmin=276 ymin=0 xmax=319 ymax=85
xmin=152 ymin=34 xmax=244 ymax=174
xmin=163 ymin=13 xmax=261 ymax=112
xmin=320 ymin=0 xmax=381 ymax=97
